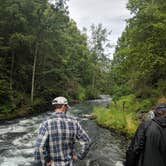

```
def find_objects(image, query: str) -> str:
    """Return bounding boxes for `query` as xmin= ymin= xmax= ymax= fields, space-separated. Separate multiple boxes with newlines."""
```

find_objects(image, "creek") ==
xmin=0 ymin=96 xmax=129 ymax=166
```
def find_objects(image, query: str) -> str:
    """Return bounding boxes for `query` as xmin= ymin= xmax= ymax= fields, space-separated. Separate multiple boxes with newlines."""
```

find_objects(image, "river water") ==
xmin=0 ymin=97 xmax=128 ymax=166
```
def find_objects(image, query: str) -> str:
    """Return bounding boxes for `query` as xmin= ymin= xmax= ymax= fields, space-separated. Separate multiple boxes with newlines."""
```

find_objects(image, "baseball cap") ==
xmin=52 ymin=96 xmax=70 ymax=108
xmin=155 ymin=103 xmax=166 ymax=111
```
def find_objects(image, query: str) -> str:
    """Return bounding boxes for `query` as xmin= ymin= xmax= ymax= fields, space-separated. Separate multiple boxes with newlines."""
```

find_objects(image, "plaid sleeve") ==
xmin=76 ymin=122 xmax=91 ymax=160
xmin=34 ymin=122 xmax=50 ymax=166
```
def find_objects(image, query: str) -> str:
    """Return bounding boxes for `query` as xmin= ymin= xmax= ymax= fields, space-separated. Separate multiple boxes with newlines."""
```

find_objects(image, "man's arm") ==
xmin=34 ymin=122 xmax=50 ymax=166
xmin=75 ymin=122 xmax=91 ymax=160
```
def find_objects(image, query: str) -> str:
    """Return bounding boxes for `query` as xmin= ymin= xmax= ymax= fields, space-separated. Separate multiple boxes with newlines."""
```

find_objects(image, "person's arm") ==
xmin=34 ymin=122 xmax=50 ymax=166
xmin=124 ymin=121 xmax=149 ymax=166
xmin=75 ymin=122 xmax=91 ymax=160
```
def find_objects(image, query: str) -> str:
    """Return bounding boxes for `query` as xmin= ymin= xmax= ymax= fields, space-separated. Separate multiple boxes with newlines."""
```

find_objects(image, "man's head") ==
xmin=52 ymin=96 xmax=70 ymax=112
xmin=154 ymin=103 xmax=166 ymax=117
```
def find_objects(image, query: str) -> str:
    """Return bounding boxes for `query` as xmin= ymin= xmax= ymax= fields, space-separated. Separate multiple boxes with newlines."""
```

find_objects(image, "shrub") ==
xmin=111 ymin=85 xmax=133 ymax=100
xmin=156 ymin=80 xmax=166 ymax=96
xmin=77 ymin=85 xmax=86 ymax=101
xmin=93 ymin=104 xmax=139 ymax=136
xmin=93 ymin=94 xmax=155 ymax=136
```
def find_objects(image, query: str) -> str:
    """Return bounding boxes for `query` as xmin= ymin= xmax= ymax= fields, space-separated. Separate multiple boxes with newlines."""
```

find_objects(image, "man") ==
xmin=34 ymin=96 xmax=91 ymax=166
xmin=124 ymin=103 xmax=166 ymax=166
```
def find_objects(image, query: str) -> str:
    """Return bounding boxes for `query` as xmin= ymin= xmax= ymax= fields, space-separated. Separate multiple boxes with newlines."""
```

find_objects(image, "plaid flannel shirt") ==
xmin=34 ymin=112 xmax=91 ymax=166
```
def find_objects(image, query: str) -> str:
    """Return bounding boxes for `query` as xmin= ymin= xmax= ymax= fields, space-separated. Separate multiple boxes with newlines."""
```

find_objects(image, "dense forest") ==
xmin=110 ymin=0 xmax=166 ymax=100
xmin=0 ymin=0 xmax=166 ymax=121
xmin=0 ymin=0 xmax=111 ymax=118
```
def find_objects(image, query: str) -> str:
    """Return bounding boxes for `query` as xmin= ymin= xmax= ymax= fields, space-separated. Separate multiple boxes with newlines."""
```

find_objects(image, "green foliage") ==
xmin=110 ymin=0 xmax=166 ymax=99
xmin=93 ymin=94 xmax=155 ymax=136
xmin=155 ymin=79 xmax=166 ymax=97
xmin=0 ymin=79 xmax=11 ymax=104
xmin=0 ymin=105 xmax=12 ymax=113
xmin=93 ymin=107 xmax=112 ymax=126
xmin=93 ymin=104 xmax=139 ymax=136
xmin=0 ymin=0 xmax=112 ymax=117
xmin=112 ymin=94 xmax=154 ymax=112
xmin=111 ymin=85 xmax=133 ymax=100
xmin=76 ymin=85 xmax=86 ymax=101
xmin=94 ymin=0 xmax=166 ymax=135
xmin=84 ymin=24 xmax=112 ymax=96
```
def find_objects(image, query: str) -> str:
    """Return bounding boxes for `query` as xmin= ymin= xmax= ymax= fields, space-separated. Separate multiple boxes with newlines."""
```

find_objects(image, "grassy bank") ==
xmin=93 ymin=95 xmax=155 ymax=136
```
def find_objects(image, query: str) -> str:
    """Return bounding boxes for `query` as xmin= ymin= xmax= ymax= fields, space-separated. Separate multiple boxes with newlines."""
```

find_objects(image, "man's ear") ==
xmin=62 ymin=104 xmax=66 ymax=110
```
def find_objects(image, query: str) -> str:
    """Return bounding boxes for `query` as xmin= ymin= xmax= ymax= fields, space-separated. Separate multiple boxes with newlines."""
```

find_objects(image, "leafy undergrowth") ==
xmin=93 ymin=95 xmax=154 ymax=136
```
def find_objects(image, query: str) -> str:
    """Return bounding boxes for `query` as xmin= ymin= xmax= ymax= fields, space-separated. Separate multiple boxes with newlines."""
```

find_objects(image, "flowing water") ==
xmin=0 ymin=97 xmax=129 ymax=166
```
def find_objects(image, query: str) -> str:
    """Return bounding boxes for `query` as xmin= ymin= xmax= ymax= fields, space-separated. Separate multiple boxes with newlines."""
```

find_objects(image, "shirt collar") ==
xmin=54 ymin=112 xmax=66 ymax=115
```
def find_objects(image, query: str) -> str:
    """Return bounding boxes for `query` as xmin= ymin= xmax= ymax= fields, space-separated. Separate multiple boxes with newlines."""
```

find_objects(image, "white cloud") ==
xmin=67 ymin=0 xmax=131 ymax=58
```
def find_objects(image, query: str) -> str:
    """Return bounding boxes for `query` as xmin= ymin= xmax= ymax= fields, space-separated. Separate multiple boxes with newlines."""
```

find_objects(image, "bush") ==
xmin=76 ymin=85 xmax=86 ymax=101
xmin=93 ymin=107 xmax=112 ymax=126
xmin=0 ymin=105 xmax=12 ymax=113
xmin=93 ymin=105 xmax=139 ymax=136
xmin=155 ymin=80 xmax=166 ymax=97
xmin=0 ymin=79 xmax=11 ymax=105
xmin=93 ymin=94 xmax=155 ymax=136
xmin=135 ymin=85 xmax=153 ymax=98
xmin=111 ymin=85 xmax=133 ymax=100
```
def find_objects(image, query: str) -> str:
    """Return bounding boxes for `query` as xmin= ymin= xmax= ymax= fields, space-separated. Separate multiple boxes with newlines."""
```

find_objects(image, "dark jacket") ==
xmin=125 ymin=117 xmax=166 ymax=166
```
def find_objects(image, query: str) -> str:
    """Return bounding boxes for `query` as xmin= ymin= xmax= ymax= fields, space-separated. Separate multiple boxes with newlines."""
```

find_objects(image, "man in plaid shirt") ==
xmin=34 ymin=96 xmax=91 ymax=166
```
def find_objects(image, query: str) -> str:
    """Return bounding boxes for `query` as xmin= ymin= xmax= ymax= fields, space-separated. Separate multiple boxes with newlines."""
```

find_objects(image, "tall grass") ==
xmin=93 ymin=95 xmax=154 ymax=136
xmin=93 ymin=106 xmax=138 ymax=136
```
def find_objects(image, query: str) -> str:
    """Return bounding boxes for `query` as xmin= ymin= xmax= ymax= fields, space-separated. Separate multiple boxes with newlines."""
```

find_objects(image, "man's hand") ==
xmin=46 ymin=160 xmax=52 ymax=166
xmin=73 ymin=154 xmax=78 ymax=161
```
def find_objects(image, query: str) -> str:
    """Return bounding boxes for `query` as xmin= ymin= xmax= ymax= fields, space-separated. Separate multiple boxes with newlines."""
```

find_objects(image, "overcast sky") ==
xmin=67 ymin=0 xmax=131 ymax=58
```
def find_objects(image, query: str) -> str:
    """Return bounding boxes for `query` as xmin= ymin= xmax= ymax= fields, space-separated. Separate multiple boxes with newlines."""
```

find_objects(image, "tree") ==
xmin=0 ymin=0 xmax=114 ymax=115
xmin=111 ymin=0 xmax=166 ymax=98
xmin=87 ymin=24 xmax=112 ymax=96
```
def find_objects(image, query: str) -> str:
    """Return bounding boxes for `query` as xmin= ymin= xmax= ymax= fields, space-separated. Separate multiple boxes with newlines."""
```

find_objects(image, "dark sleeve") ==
xmin=124 ymin=121 xmax=148 ymax=166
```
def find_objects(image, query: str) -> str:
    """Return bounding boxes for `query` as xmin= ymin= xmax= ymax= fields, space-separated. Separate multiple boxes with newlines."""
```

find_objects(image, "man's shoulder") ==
xmin=45 ymin=113 xmax=78 ymax=123
xmin=65 ymin=114 xmax=78 ymax=122
xmin=140 ymin=119 xmax=152 ymax=128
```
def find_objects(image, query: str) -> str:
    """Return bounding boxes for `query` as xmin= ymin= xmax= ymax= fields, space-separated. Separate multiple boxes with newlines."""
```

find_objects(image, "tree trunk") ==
xmin=91 ymin=72 xmax=96 ymax=96
xmin=10 ymin=52 xmax=15 ymax=108
xmin=31 ymin=45 xmax=38 ymax=104
xmin=9 ymin=52 xmax=15 ymax=90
